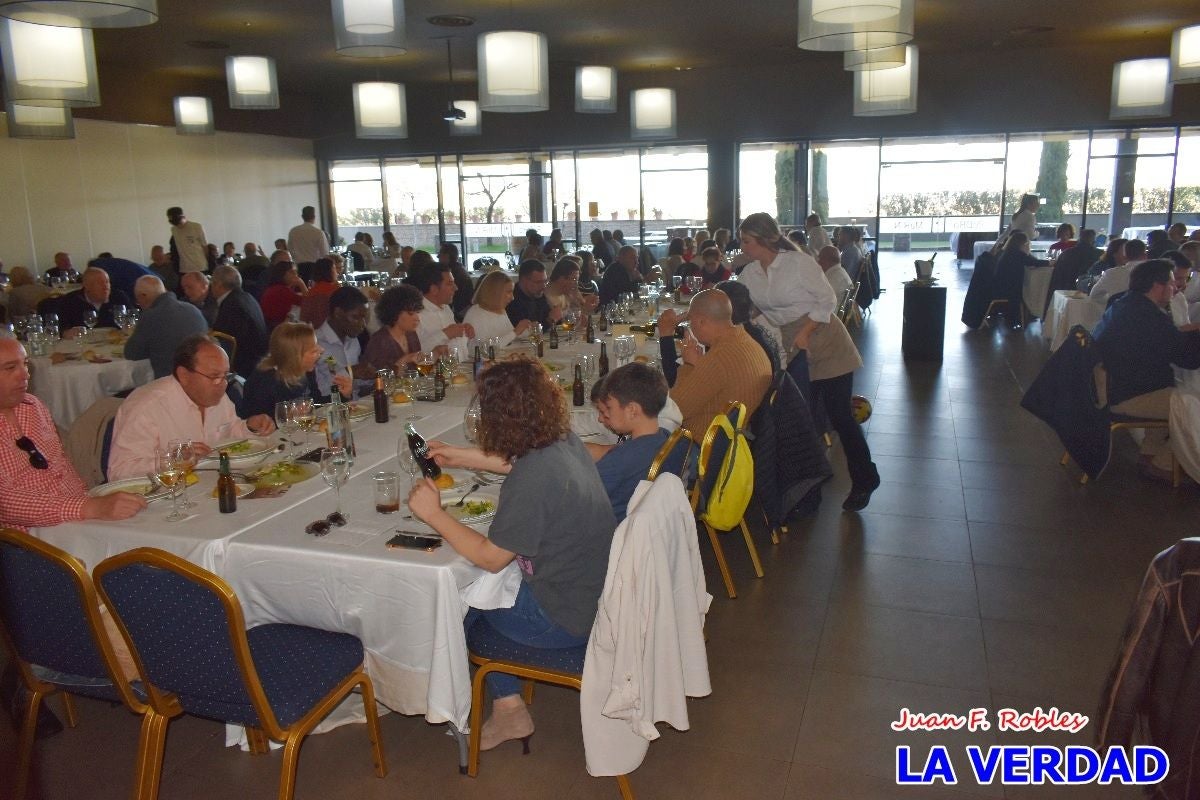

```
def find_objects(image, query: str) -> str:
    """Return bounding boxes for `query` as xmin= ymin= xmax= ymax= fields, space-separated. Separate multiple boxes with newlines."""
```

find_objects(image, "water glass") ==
xmin=320 ymin=447 xmax=351 ymax=518
xmin=373 ymin=471 xmax=400 ymax=514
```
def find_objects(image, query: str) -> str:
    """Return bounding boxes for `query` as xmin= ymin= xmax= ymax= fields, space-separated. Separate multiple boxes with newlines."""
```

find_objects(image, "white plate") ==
xmin=441 ymin=490 xmax=499 ymax=524
xmin=344 ymin=402 xmax=374 ymax=420
xmin=204 ymin=438 xmax=278 ymax=462
xmin=432 ymin=469 xmax=474 ymax=492
xmin=89 ymin=477 xmax=169 ymax=499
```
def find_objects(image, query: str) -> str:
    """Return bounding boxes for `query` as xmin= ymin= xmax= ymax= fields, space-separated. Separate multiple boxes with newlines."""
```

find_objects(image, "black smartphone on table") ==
xmin=386 ymin=531 xmax=442 ymax=551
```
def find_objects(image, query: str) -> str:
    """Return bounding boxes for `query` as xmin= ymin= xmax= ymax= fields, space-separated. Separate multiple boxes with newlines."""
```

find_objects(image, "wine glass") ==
xmin=168 ymin=440 xmax=198 ymax=508
xmin=614 ymin=335 xmax=637 ymax=366
xmin=82 ymin=309 xmax=98 ymax=339
xmin=671 ymin=275 xmax=683 ymax=292
xmin=562 ymin=309 xmax=580 ymax=345
xmin=686 ymin=275 xmax=704 ymax=295
xmin=320 ymin=447 xmax=351 ymax=519
xmin=416 ymin=351 xmax=437 ymax=377
xmin=43 ymin=312 xmax=60 ymax=340
xmin=397 ymin=437 xmax=420 ymax=487
xmin=463 ymin=394 xmax=481 ymax=445
xmin=276 ymin=401 xmax=299 ymax=461
xmin=293 ymin=398 xmax=315 ymax=456
xmin=155 ymin=447 xmax=186 ymax=522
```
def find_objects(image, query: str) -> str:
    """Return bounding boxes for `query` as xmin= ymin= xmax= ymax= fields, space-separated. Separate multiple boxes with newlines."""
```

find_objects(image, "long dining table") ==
xmin=28 ymin=322 xmax=659 ymax=760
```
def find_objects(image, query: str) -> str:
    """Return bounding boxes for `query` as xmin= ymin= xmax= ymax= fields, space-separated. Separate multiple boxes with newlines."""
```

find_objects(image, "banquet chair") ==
xmin=208 ymin=330 xmax=237 ymax=370
xmin=0 ymin=529 xmax=149 ymax=800
xmin=646 ymin=426 xmax=693 ymax=482
xmin=93 ymin=548 xmax=387 ymax=800
xmin=690 ymin=401 xmax=763 ymax=599
xmin=837 ymin=282 xmax=862 ymax=327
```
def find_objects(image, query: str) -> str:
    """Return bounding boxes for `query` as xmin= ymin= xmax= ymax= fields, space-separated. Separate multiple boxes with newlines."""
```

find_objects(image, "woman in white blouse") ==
xmin=738 ymin=211 xmax=879 ymax=513
xmin=463 ymin=271 xmax=534 ymax=347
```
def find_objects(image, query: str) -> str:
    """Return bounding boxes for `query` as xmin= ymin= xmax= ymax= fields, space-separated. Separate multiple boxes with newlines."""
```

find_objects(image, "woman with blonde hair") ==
xmin=544 ymin=257 xmax=598 ymax=315
xmin=738 ymin=211 xmax=879 ymax=512
xmin=6 ymin=266 xmax=51 ymax=318
xmin=464 ymin=271 xmax=534 ymax=346
xmin=238 ymin=322 xmax=351 ymax=417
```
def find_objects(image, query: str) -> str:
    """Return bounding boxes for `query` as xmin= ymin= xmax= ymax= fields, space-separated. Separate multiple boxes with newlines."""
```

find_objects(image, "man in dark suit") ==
xmin=210 ymin=265 xmax=268 ymax=378
xmin=1044 ymin=228 xmax=1103 ymax=316
xmin=57 ymin=267 xmax=133 ymax=333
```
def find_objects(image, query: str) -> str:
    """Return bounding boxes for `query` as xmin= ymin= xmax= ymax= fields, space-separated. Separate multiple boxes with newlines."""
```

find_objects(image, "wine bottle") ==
xmin=549 ymin=324 xmax=559 ymax=349
xmin=628 ymin=323 xmax=657 ymax=338
xmin=434 ymin=362 xmax=446 ymax=401
xmin=537 ymin=337 xmax=544 ymax=357
xmin=473 ymin=346 xmax=483 ymax=381
xmin=217 ymin=451 xmax=237 ymax=514
xmin=585 ymin=315 xmax=595 ymax=343
xmin=598 ymin=342 xmax=609 ymax=377
xmin=598 ymin=312 xmax=608 ymax=333
xmin=373 ymin=373 xmax=389 ymax=423
xmin=405 ymin=422 xmax=442 ymax=479
xmin=572 ymin=364 xmax=585 ymax=407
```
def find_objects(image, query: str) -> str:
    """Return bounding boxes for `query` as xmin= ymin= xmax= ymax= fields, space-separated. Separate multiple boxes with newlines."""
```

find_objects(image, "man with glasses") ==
xmin=506 ymin=259 xmax=562 ymax=331
xmin=0 ymin=337 xmax=147 ymax=530
xmin=107 ymin=334 xmax=275 ymax=479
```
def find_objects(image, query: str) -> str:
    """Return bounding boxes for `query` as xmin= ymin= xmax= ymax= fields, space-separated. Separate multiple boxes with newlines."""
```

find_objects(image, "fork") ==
xmin=453 ymin=483 xmax=483 ymax=507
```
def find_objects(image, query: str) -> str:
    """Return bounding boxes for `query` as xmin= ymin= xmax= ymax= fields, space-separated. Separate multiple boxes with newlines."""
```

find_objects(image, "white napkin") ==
xmin=461 ymin=561 xmax=522 ymax=610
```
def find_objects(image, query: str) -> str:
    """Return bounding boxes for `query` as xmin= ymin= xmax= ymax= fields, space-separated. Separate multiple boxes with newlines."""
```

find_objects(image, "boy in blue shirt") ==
xmin=585 ymin=363 xmax=673 ymax=520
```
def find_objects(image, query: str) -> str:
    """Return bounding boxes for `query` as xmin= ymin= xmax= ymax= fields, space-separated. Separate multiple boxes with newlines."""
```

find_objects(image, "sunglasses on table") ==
xmin=305 ymin=512 xmax=347 ymax=537
xmin=16 ymin=436 xmax=48 ymax=470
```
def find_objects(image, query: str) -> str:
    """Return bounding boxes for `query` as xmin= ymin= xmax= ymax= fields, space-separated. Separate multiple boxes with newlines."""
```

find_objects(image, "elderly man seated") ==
xmin=107 ymin=334 xmax=275 ymax=479
xmin=0 ymin=337 xmax=146 ymax=530
xmin=1093 ymin=259 xmax=1200 ymax=480
xmin=57 ymin=266 xmax=133 ymax=333
xmin=655 ymin=289 xmax=772 ymax=436
xmin=180 ymin=270 xmax=217 ymax=324
xmin=124 ymin=275 xmax=210 ymax=377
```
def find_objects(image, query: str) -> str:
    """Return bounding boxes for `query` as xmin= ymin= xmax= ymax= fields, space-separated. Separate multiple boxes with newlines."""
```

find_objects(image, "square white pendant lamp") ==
xmin=354 ymin=81 xmax=407 ymax=138
xmin=0 ymin=17 xmax=99 ymax=106
xmin=174 ymin=96 xmax=214 ymax=135
xmin=631 ymin=87 xmax=676 ymax=139
xmin=478 ymin=30 xmax=548 ymax=112
xmin=5 ymin=101 xmax=74 ymax=137
xmin=853 ymin=44 xmax=917 ymax=115
xmin=226 ymin=55 xmax=279 ymax=110
xmin=332 ymin=0 xmax=406 ymax=57
xmin=576 ymin=65 xmax=616 ymax=113
xmin=1110 ymin=58 xmax=1172 ymax=119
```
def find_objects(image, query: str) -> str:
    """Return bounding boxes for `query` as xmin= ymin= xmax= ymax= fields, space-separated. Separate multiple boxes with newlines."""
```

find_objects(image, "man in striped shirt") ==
xmin=0 ymin=338 xmax=146 ymax=531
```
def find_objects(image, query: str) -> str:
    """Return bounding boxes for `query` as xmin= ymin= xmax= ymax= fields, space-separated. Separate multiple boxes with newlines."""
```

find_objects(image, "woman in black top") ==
xmin=993 ymin=232 xmax=1048 ymax=329
xmin=238 ymin=322 xmax=352 ymax=418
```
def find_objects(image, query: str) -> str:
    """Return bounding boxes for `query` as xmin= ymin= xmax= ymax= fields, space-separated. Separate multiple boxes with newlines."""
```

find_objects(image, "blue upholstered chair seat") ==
xmin=465 ymin=616 xmax=585 ymax=675
xmin=174 ymin=623 xmax=364 ymax=729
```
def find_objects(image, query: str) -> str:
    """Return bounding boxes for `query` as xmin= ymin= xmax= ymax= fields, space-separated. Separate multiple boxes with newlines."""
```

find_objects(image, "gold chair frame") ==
xmin=980 ymin=299 xmax=1025 ymax=328
xmin=93 ymin=547 xmax=387 ymax=800
xmin=646 ymin=426 xmax=693 ymax=481
xmin=1060 ymin=419 xmax=1181 ymax=487
xmin=690 ymin=401 xmax=764 ymax=599
xmin=208 ymin=330 xmax=238 ymax=369
xmin=465 ymin=656 xmax=634 ymax=798
xmin=0 ymin=528 xmax=149 ymax=800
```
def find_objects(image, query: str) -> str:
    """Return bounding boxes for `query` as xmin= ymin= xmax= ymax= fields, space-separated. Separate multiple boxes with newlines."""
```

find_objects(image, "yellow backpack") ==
xmin=696 ymin=403 xmax=754 ymax=531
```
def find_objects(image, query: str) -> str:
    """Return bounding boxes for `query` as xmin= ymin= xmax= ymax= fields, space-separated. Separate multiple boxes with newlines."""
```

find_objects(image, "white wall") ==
xmin=0 ymin=116 xmax=318 ymax=274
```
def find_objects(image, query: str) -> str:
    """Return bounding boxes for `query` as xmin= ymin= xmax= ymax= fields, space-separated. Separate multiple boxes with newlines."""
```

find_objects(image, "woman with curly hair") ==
xmin=408 ymin=357 xmax=616 ymax=752
xmin=362 ymin=284 xmax=426 ymax=372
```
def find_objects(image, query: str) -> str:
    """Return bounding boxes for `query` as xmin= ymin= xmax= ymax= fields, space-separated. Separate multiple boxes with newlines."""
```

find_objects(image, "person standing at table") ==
xmin=58 ymin=267 xmax=133 ymax=333
xmin=210 ymin=265 xmax=269 ymax=379
xmin=239 ymin=322 xmax=352 ymax=418
xmin=505 ymin=260 xmax=562 ymax=331
xmin=286 ymin=206 xmax=330 ymax=267
xmin=738 ymin=212 xmax=880 ymax=512
xmin=0 ymin=337 xmax=147 ymax=530
xmin=1003 ymin=193 xmax=1040 ymax=243
xmin=465 ymin=271 xmax=535 ymax=348
xmin=107 ymin=335 xmax=275 ymax=480
xmin=166 ymin=206 xmax=209 ymax=275
xmin=408 ymin=358 xmax=616 ymax=752
xmin=124 ymin=275 xmax=209 ymax=378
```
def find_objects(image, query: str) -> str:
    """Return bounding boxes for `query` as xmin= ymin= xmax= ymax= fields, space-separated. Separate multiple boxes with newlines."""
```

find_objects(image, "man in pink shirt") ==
xmin=0 ymin=338 xmax=146 ymax=530
xmin=107 ymin=334 xmax=275 ymax=480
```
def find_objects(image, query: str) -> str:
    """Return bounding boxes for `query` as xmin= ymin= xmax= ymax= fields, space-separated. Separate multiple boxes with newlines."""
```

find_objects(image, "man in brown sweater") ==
xmin=659 ymin=289 xmax=773 ymax=435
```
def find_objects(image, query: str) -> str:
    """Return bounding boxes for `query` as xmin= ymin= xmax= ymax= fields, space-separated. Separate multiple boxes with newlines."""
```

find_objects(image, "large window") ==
xmin=739 ymin=142 xmax=802 ymax=228
xmin=1175 ymin=129 xmax=1200 ymax=230
xmin=330 ymin=160 xmax=383 ymax=247
xmin=810 ymin=139 xmax=879 ymax=245
xmin=382 ymin=157 xmax=439 ymax=253
xmin=640 ymin=145 xmax=708 ymax=254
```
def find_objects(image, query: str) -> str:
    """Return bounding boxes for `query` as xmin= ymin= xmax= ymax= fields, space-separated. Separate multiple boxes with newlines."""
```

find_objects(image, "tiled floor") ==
xmin=4 ymin=254 xmax=1193 ymax=799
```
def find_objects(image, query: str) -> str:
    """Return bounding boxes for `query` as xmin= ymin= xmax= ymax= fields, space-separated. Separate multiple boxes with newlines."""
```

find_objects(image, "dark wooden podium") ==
xmin=902 ymin=284 xmax=947 ymax=361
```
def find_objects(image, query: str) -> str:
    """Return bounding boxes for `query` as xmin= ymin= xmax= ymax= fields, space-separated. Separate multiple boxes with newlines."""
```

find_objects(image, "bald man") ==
xmin=57 ymin=266 xmax=133 ymax=333
xmin=180 ymin=270 xmax=217 ymax=324
xmin=817 ymin=245 xmax=854 ymax=297
xmin=656 ymin=289 xmax=772 ymax=435
xmin=124 ymin=275 xmax=210 ymax=377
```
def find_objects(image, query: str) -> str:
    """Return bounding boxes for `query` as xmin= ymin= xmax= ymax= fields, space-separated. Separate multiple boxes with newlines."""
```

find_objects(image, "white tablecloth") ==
xmin=1023 ymin=266 xmax=1053 ymax=320
xmin=29 ymin=333 xmax=153 ymax=430
xmin=1041 ymin=290 xmax=1104 ymax=351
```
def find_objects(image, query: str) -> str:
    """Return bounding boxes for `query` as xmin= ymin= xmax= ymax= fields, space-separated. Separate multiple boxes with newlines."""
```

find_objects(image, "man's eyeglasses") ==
xmin=187 ymin=367 xmax=235 ymax=384
xmin=305 ymin=512 xmax=347 ymax=537
xmin=15 ymin=436 xmax=48 ymax=470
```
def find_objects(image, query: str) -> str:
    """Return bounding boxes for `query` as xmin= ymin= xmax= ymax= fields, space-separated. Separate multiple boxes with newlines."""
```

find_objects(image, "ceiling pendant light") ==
xmin=797 ymin=0 xmax=912 ymax=52
xmin=853 ymin=44 xmax=917 ymax=115
xmin=630 ymin=87 xmax=676 ymax=140
xmin=844 ymin=43 xmax=906 ymax=71
xmin=0 ymin=0 xmax=155 ymax=27
xmin=332 ymin=0 xmax=406 ymax=57
xmin=477 ymin=30 xmax=548 ymax=113
xmin=5 ymin=101 xmax=74 ymax=138
xmin=0 ymin=17 xmax=99 ymax=106
xmin=1170 ymin=24 xmax=1200 ymax=84
xmin=353 ymin=81 xmax=407 ymax=138
xmin=449 ymin=99 xmax=480 ymax=136
xmin=174 ymin=96 xmax=213 ymax=135
xmin=575 ymin=65 xmax=616 ymax=113
xmin=1110 ymin=58 xmax=1172 ymax=119
xmin=226 ymin=55 xmax=279 ymax=110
